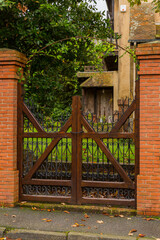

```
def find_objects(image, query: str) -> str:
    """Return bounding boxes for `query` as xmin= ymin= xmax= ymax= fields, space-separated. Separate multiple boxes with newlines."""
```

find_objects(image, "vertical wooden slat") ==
xmin=76 ymin=97 xmax=82 ymax=204
xmin=71 ymin=96 xmax=78 ymax=204
xmin=17 ymin=83 xmax=24 ymax=200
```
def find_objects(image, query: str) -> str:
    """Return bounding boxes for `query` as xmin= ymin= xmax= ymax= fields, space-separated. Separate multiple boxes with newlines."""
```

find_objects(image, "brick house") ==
xmin=78 ymin=0 xmax=160 ymax=119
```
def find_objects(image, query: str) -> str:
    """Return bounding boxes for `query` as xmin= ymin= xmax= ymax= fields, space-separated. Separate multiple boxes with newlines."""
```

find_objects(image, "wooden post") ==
xmin=71 ymin=96 xmax=82 ymax=204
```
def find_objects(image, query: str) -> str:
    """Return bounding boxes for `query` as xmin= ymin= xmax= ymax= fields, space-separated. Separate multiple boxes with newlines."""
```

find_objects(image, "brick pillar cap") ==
xmin=0 ymin=48 xmax=27 ymax=65
xmin=136 ymin=41 xmax=160 ymax=57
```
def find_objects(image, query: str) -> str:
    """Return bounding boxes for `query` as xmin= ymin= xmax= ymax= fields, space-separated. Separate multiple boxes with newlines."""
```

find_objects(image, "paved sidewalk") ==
xmin=0 ymin=206 xmax=159 ymax=240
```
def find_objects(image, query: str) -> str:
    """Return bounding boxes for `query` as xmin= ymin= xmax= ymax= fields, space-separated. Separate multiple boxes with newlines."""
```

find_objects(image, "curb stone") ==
xmin=6 ymin=229 xmax=66 ymax=240
xmin=0 ymin=227 xmax=6 ymax=237
xmin=5 ymin=229 xmax=154 ymax=240
xmin=67 ymin=232 xmax=153 ymax=240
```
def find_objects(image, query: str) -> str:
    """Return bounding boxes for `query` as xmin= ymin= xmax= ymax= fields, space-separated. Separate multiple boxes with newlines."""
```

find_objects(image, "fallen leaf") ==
xmin=80 ymin=224 xmax=85 ymax=226
xmin=127 ymin=218 xmax=131 ymax=220
xmin=47 ymin=209 xmax=51 ymax=212
xmin=52 ymin=208 xmax=55 ymax=211
xmin=128 ymin=232 xmax=133 ymax=236
xmin=130 ymin=229 xmax=137 ymax=233
xmin=119 ymin=215 xmax=124 ymax=218
xmin=109 ymin=216 xmax=114 ymax=218
xmin=84 ymin=213 xmax=90 ymax=218
xmin=64 ymin=210 xmax=70 ymax=214
xmin=61 ymin=203 xmax=65 ymax=205
xmin=71 ymin=223 xmax=79 ymax=227
xmin=143 ymin=218 xmax=154 ymax=221
xmin=32 ymin=207 xmax=37 ymax=210
xmin=102 ymin=212 xmax=109 ymax=216
xmin=88 ymin=226 xmax=91 ymax=229
xmin=81 ymin=219 xmax=86 ymax=221
xmin=71 ymin=224 xmax=77 ymax=227
xmin=12 ymin=215 xmax=16 ymax=218
xmin=139 ymin=234 xmax=145 ymax=237
xmin=97 ymin=220 xmax=104 ymax=224
xmin=4 ymin=214 xmax=8 ymax=216
xmin=42 ymin=218 xmax=52 ymax=222
xmin=114 ymin=214 xmax=119 ymax=217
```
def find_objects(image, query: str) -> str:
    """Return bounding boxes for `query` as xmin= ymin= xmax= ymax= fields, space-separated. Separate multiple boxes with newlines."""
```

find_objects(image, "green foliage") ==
xmin=128 ymin=0 xmax=160 ymax=12
xmin=0 ymin=0 xmax=116 ymax=115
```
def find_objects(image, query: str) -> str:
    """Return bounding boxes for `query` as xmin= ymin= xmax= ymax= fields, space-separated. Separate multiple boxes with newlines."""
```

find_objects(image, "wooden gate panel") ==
xmin=18 ymin=83 xmax=138 ymax=207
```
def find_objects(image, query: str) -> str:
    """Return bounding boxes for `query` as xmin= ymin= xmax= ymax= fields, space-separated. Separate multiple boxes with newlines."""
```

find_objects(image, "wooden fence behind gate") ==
xmin=18 ymin=82 xmax=139 ymax=207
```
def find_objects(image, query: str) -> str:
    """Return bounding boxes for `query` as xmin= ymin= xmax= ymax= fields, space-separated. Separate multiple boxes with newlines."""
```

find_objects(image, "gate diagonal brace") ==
xmin=23 ymin=116 xmax=72 ymax=180
xmin=81 ymin=115 xmax=135 ymax=189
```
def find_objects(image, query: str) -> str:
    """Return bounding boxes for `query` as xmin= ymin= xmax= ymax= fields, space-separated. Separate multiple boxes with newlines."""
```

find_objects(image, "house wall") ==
xmin=114 ymin=0 xmax=159 ymax=100
xmin=114 ymin=0 xmax=131 ymax=99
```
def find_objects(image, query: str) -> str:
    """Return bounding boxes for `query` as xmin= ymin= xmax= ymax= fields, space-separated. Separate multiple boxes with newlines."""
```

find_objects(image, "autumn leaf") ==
xmin=84 ymin=213 xmax=90 ymax=218
xmin=130 ymin=229 xmax=137 ymax=233
xmin=42 ymin=218 xmax=52 ymax=222
xmin=32 ymin=207 xmax=37 ymax=210
xmin=81 ymin=219 xmax=86 ymax=221
xmin=128 ymin=232 xmax=133 ymax=236
xmin=47 ymin=209 xmax=51 ymax=212
xmin=71 ymin=224 xmax=77 ymax=227
xmin=64 ymin=210 xmax=70 ymax=214
xmin=102 ymin=212 xmax=109 ymax=216
xmin=143 ymin=217 xmax=154 ymax=221
xmin=139 ymin=234 xmax=145 ymax=237
xmin=71 ymin=222 xmax=79 ymax=227
xmin=97 ymin=220 xmax=104 ymax=224
xmin=119 ymin=215 xmax=124 ymax=218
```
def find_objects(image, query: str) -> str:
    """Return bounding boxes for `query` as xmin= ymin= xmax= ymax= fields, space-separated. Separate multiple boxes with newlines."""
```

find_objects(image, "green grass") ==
xmin=24 ymin=137 xmax=135 ymax=165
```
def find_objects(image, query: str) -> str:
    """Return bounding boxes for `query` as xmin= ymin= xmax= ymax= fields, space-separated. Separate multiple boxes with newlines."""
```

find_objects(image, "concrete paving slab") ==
xmin=6 ymin=229 xmax=67 ymax=240
xmin=0 ymin=207 xmax=159 ymax=239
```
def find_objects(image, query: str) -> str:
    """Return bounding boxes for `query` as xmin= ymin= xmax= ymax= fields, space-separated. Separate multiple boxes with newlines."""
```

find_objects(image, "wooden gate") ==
xmin=18 ymin=83 xmax=139 ymax=207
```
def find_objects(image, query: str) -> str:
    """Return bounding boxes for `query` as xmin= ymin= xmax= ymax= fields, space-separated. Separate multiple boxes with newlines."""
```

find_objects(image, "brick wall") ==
xmin=136 ymin=42 xmax=160 ymax=215
xmin=0 ymin=49 xmax=27 ymax=206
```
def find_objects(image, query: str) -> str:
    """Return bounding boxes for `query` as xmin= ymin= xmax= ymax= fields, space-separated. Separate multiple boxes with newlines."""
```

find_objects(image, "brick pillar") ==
xmin=136 ymin=42 xmax=160 ymax=215
xmin=0 ymin=49 xmax=27 ymax=206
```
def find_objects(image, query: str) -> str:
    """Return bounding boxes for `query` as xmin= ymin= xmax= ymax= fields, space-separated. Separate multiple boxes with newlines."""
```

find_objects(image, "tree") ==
xmin=0 ymin=0 xmax=115 ymax=115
